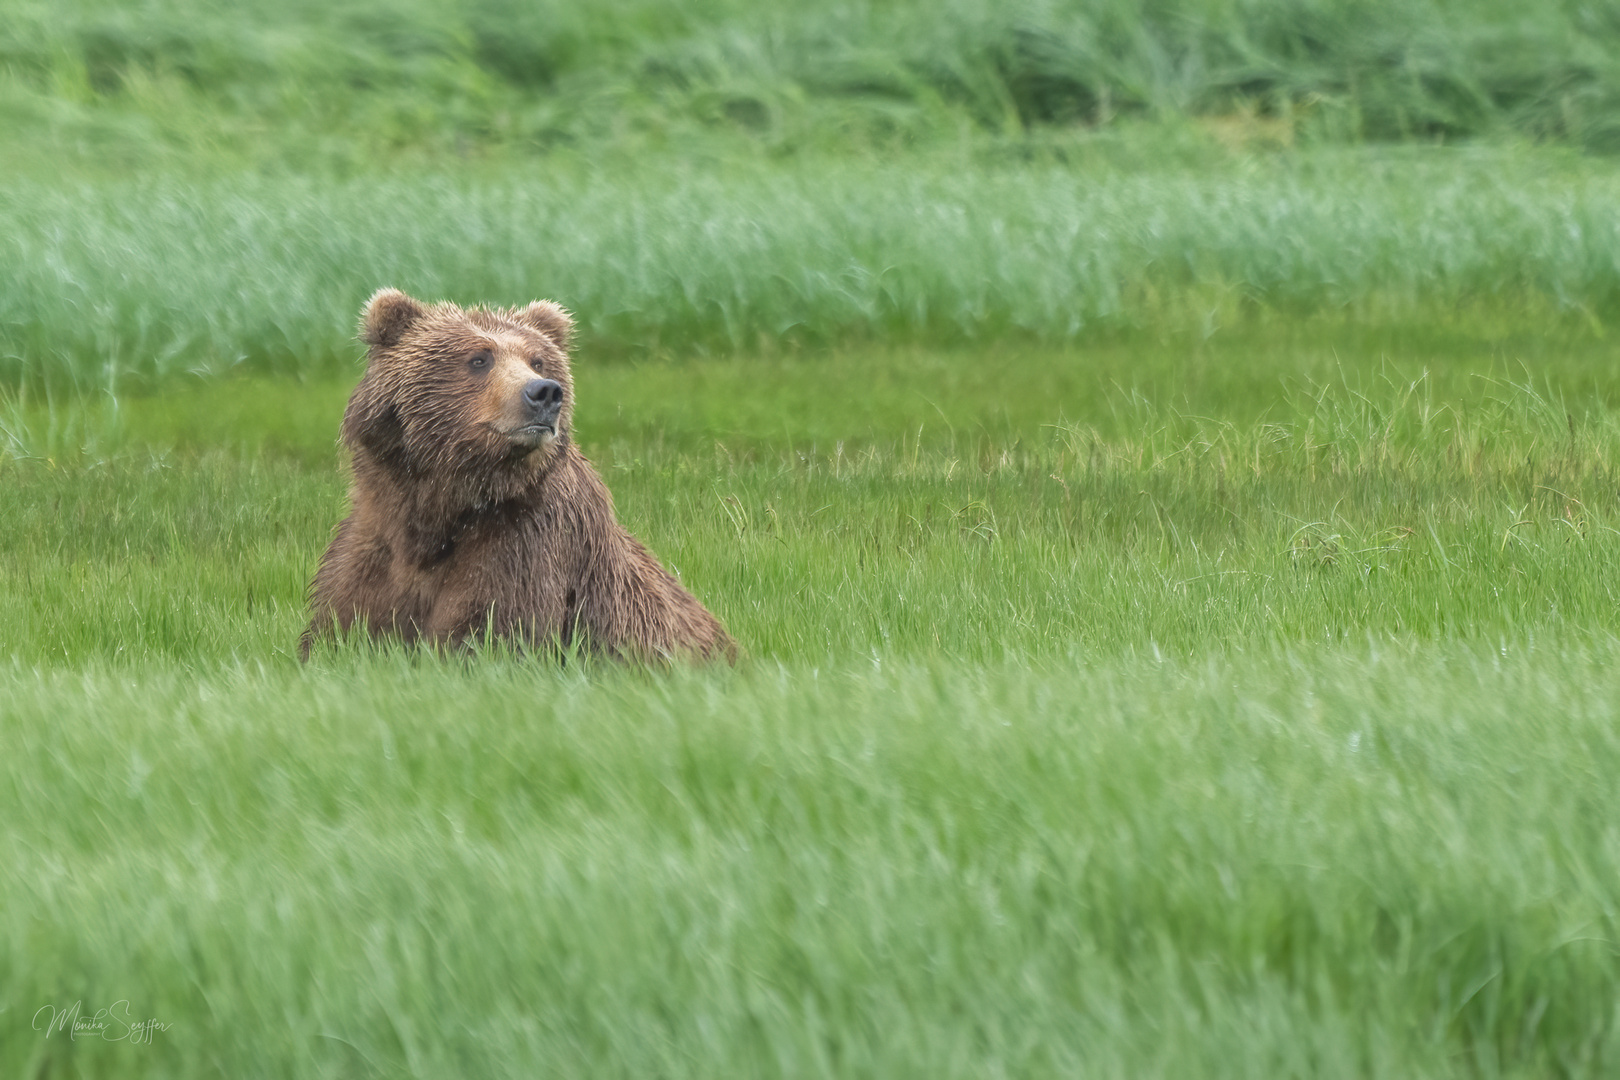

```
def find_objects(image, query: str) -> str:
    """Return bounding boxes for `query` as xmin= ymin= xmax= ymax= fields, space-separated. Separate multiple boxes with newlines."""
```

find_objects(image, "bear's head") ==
xmin=342 ymin=288 xmax=577 ymax=501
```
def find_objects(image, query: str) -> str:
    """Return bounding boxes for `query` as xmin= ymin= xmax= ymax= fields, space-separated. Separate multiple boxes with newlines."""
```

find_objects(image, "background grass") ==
xmin=7 ymin=0 xmax=1620 ymax=1075
xmin=10 ymin=0 xmax=1620 ymax=169
xmin=8 ymin=145 xmax=1620 ymax=388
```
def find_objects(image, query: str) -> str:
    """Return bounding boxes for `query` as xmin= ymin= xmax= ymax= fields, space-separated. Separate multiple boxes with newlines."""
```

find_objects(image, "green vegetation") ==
xmin=9 ymin=346 xmax=1620 ymax=1075
xmin=10 ymin=0 xmax=1620 ymax=169
xmin=8 ymin=147 xmax=1620 ymax=388
xmin=6 ymin=348 xmax=1620 ymax=665
xmin=7 ymin=1 xmax=1620 ymax=1075
xmin=11 ymin=642 xmax=1620 ymax=1077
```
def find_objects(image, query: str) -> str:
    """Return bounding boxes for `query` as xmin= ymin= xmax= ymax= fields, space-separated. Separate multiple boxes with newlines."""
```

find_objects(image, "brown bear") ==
xmin=300 ymin=288 xmax=735 ymax=661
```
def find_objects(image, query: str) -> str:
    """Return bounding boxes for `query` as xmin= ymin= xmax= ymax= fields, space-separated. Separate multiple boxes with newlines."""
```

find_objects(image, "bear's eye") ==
xmin=528 ymin=356 xmax=545 ymax=373
xmin=467 ymin=349 xmax=493 ymax=371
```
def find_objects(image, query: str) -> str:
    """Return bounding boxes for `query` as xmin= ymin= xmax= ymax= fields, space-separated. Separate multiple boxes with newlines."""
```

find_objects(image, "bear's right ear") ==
xmin=360 ymin=288 xmax=426 ymax=348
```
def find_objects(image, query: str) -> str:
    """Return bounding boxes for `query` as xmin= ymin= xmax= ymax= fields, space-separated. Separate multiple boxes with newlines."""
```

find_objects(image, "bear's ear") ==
xmin=514 ymin=300 xmax=574 ymax=350
xmin=360 ymin=288 xmax=426 ymax=349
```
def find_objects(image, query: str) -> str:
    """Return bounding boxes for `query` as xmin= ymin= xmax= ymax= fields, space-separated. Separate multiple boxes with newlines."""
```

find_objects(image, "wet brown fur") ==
xmin=301 ymin=288 xmax=735 ymax=661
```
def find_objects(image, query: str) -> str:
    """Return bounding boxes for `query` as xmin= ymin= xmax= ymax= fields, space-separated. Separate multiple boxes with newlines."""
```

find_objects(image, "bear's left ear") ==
xmin=514 ymin=300 xmax=574 ymax=350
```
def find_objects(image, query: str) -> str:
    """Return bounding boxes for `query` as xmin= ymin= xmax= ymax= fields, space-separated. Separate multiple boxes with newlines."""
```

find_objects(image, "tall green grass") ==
xmin=6 ymin=146 xmax=1620 ymax=388
xmin=9 ymin=642 xmax=1620 ymax=1077
xmin=8 ymin=0 xmax=1620 ymax=163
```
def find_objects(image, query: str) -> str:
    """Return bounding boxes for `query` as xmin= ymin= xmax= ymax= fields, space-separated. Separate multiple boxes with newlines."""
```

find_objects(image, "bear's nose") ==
xmin=524 ymin=379 xmax=563 ymax=410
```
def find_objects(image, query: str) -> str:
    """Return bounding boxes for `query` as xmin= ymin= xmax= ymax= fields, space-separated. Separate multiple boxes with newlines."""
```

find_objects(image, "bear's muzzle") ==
xmin=507 ymin=378 xmax=564 ymax=447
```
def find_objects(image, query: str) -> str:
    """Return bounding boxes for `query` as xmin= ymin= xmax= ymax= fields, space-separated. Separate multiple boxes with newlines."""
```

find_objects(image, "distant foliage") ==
xmin=5 ymin=0 xmax=1620 ymax=155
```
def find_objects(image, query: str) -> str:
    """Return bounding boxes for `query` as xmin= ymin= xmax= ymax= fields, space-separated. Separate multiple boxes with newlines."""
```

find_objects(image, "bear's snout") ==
xmin=523 ymin=378 xmax=564 ymax=414
xmin=509 ymin=377 xmax=565 ymax=447
xmin=521 ymin=378 xmax=567 ymax=433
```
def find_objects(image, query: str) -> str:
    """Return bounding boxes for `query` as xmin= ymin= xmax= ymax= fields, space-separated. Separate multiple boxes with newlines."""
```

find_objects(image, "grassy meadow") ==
xmin=9 ymin=146 xmax=1620 ymax=390
xmin=7 ymin=1 xmax=1620 ymax=1076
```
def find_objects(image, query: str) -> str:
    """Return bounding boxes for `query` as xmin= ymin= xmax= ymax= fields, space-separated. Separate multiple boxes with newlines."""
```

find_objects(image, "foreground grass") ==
xmin=8 ymin=643 xmax=1620 ymax=1077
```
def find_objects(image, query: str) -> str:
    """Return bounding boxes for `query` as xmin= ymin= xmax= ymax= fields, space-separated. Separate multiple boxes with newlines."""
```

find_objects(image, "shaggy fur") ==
xmin=301 ymin=288 xmax=735 ymax=661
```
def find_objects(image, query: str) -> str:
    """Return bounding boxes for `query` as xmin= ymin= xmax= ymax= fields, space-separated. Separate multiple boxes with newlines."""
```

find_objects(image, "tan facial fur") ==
xmin=476 ymin=330 xmax=565 ymax=449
